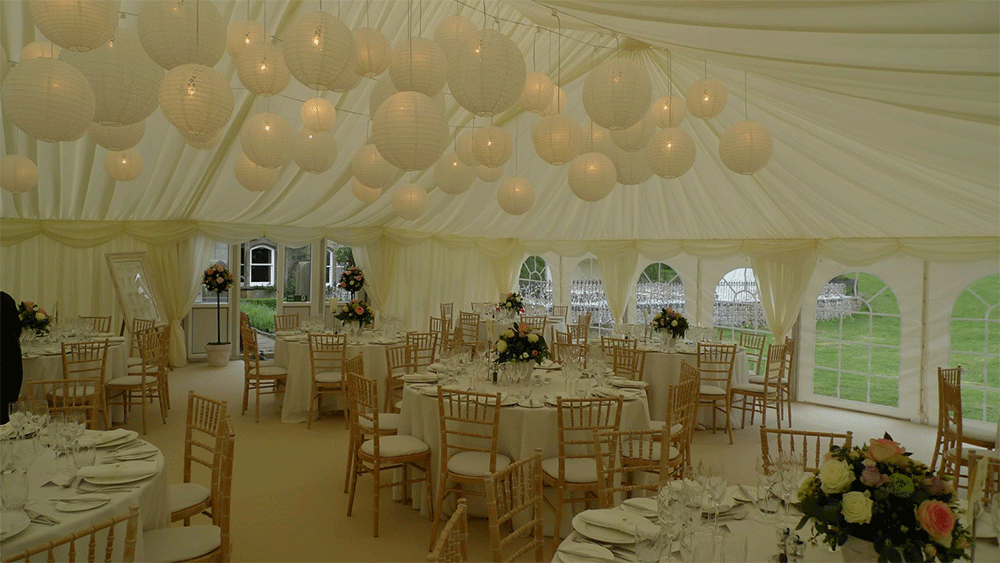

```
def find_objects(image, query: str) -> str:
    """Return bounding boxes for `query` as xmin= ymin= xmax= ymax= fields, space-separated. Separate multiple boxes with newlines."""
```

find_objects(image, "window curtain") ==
xmin=594 ymin=244 xmax=639 ymax=325
xmin=147 ymin=237 xmax=214 ymax=367
xmin=491 ymin=251 xmax=523 ymax=300
xmin=354 ymin=237 xmax=398 ymax=317
xmin=750 ymin=246 xmax=819 ymax=340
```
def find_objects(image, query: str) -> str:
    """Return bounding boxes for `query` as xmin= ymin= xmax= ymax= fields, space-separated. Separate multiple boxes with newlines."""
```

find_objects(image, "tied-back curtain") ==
xmin=354 ymin=237 xmax=398 ymax=317
xmin=147 ymin=237 xmax=214 ymax=367
xmin=750 ymin=246 xmax=819 ymax=340
xmin=594 ymin=244 xmax=639 ymax=326
xmin=491 ymin=251 xmax=523 ymax=301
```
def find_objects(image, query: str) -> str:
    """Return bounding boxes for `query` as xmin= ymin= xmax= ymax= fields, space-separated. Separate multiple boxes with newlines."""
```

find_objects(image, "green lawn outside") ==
xmin=241 ymin=299 xmax=276 ymax=333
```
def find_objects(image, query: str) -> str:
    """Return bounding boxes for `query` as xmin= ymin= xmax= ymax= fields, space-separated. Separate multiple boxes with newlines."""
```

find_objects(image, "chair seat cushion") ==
xmin=143 ymin=525 xmax=220 ymax=563
xmin=126 ymin=356 xmax=142 ymax=367
xmin=126 ymin=364 xmax=159 ymax=375
xmin=622 ymin=440 xmax=680 ymax=462
xmin=314 ymin=370 xmax=342 ymax=384
xmin=360 ymin=413 xmax=401 ymax=432
xmin=732 ymin=383 xmax=773 ymax=394
xmin=360 ymin=435 xmax=429 ymax=457
xmin=647 ymin=421 xmax=684 ymax=437
xmin=107 ymin=375 xmax=157 ymax=387
xmin=963 ymin=426 xmax=997 ymax=445
xmin=257 ymin=359 xmax=276 ymax=368
xmin=699 ymin=384 xmax=726 ymax=396
xmin=395 ymin=400 xmax=403 ymax=411
xmin=252 ymin=366 xmax=287 ymax=378
xmin=168 ymin=482 xmax=210 ymax=514
xmin=51 ymin=386 xmax=96 ymax=397
xmin=541 ymin=457 xmax=599 ymax=483
xmin=447 ymin=451 xmax=511 ymax=477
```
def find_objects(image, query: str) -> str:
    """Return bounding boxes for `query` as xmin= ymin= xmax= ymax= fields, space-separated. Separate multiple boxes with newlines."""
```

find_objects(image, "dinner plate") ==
xmin=517 ymin=398 xmax=545 ymax=408
xmin=417 ymin=386 xmax=441 ymax=397
xmin=402 ymin=374 xmax=438 ymax=383
xmin=536 ymin=361 xmax=561 ymax=371
xmin=0 ymin=511 xmax=30 ymax=541
xmin=610 ymin=378 xmax=647 ymax=389
xmin=115 ymin=450 xmax=158 ymax=461
xmin=83 ymin=470 xmax=156 ymax=486
xmin=499 ymin=395 xmax=519 ymax=407
xmin=56 ymin=494 xmax=111 ymax=512
xmin=571 ymin=512 xmax=639 ymax=544
xmin=93 ymin=430 xmax=139 ymax=449
xmin=620 ymin=497 xmax=658 ymax=519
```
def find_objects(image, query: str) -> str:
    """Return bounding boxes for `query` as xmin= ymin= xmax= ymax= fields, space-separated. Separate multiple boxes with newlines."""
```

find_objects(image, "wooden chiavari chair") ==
xmin=567 ymin=324 xmax=589 ymax=347
xmin=384 ymin=344 xmax=417 ymax=413
xmin=126 ymin=317 xmax=155 ymax=367
xmin=610 ymin=347 xmax=646 ymax=381
xmin=342 ymin=354 xmax=400 ymax=493
xmin=760 ymin=425 xmax=853 ymax=474
xmin=428 ymin=499 xmax=468 ymax=563
xmin=518 ymin=315 xmax=547 ymax=332
xmin=107 ymin=328 xmax=167 ymax=434
xmin=440 ymin=303 xmax=455 ymax=325
xmin=239 ymin=312 xmax=250 ymax=328
xmin=430 ymin=316 xmax=453 ymax=355
xmin=600 ymin=336 xmax=636 ymax=356
xmin=932 ymin=366 xmax=997 ymax=482
xmin=696 ymin=342 xmax=737 ymax=444
xmin=407 ymin=331 xmax=438 ymax=370
xmin=273 ymin=313 xmax=299 ymax=332
xmin=458 ymin=311 xmax=480 ymax=343
xmin=967 ymin=449 xmax=1000 ymax=537
xmin=2 ymin=505 xmax=140 ymax=563
xmin=732 ymin=343 xmax=786 ymax=429
xmin=80 ymin=315 xmax=112 ymax=333
xmin=484 ymin=451 xmax=544 ymax=563
xmin=307 ymin=333 xmax=348 ymax=429
xmin=738 ymin=331 xmax=766 ymax=376
xmin=551 ymin=305 xmax=568 ymax=324
xmin=49 ymin=339 xmax=110 ymax=429
xmin=240 ymin=326 xmax=287 ymax=423
xmin=170 ymin=391 xmax=227 ymax=525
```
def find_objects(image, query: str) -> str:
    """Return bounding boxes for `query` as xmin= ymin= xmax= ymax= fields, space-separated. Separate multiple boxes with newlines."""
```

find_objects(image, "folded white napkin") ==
xmin=578 ymin=509 xmax=659 ymax=539
xmin=557 ymin=541 xmax=614 ymax=562
xmin=77 ymin=460 xmax=155 ymax=480
xmin=621 ymin=497 xmax=657 ymax=516
xmin=428 ymin=363 xmax=444 ymax=372
xmin=610 ymin=377 xmax=646 ymax=389
xmin=92 ymin=428 xmax=134 ymax=446
xmin=591 ymin=387 xmax=640 ymax=400
xmin=113 ymin=443 xmax=158 ymax=456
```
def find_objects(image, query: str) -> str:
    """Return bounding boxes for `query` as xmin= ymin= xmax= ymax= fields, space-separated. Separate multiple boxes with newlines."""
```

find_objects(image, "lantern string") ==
xmin=366 ymin=0 xmax=370 ymax=28
xmin=407 ymin=0 xmax=412 ymax=89
xmin=555 ymin=11 xmax=562 ymax=112
xmin=667 ymin=50 xmax=673 ymax=123
xmin=196 ymin=0 xmax=200 ymax=58
xmin=482 ymin=1 xmax=487 ymax=29
xmin=744 ymin=70 xmax=749 ymax=121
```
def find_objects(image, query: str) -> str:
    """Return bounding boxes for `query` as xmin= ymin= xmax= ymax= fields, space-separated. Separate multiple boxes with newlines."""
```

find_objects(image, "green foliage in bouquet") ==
xmin=651 ymin=307 xmax=688 ymax=339
xmin=498 ymin=292 xmax=525 ymax=313
xmin=18 ymin=301 xmax=51 ymax=335
xmin=494 ymin=322 xmax=550 ymax=364
xmin=338 ymin=266 xmax=365 ymax=294
xmin=334 ymin=299 xmax=375 ymax=326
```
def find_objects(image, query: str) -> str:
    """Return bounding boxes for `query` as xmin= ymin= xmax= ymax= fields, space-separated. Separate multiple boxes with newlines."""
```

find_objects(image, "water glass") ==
xmin=574 ymin=376 xmax=591 ymax=398
xmin=683 ymin=527 xmax=716 ymax=563
xmin=755 ymin=455 xmax=780 ymax=522
xmin=73 ymin=440 xmax=96 ymax=468
xmin=634 ymin=527 xmax=667 ymax=563
xmin=0 ymin=468 xmax=29 ymax=511
xmin=722 ymin=534 xmax=748 ymax=563
xmin=10 ymin=436 xmax=36 ymax=471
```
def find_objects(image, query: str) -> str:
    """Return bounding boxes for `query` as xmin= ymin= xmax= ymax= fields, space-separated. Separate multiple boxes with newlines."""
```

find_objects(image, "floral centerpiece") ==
xmin=651 ymin=307 xmax=688 ymax=339
xmin=494 ymin=323 xmax=550 ymax=365
xmin=497 ymin=292 xmax=525 ymax=314
xmin=338 ymin=266 xmax=365 ymax=295
xmin=334 ymin=299 xmax=375 ymax=331
xmin=18 ymin=301 xmax=52 ymax=335
xmin=202 ymin=263 xmax=234 ymax=345
xmin=795 ymin=434 xmax=971 ymax=563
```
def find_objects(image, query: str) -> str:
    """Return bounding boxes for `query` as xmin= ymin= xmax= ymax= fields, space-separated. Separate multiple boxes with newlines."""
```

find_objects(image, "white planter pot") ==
xmin=205 ymin=343 xmax=232 ymax=367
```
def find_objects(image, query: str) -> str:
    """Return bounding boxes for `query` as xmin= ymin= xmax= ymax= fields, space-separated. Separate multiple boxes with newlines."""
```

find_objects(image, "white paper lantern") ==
xmin=240 ymin=112 xmax=294 ymax=169
xmin=1 ymin=58 xmax=95 ymax=142
xmin=226 ymin=19 xmax=266 ymax=59
xmin=475 ymin=164 xmax=504 ymax=183
xmin=89 ymin=121 xmax=145 ymax=151
xmin=293 ymin=128 xmax=338 ymax=174
xmin=472 ymin=126 xmax=513 ymax=168
xmin=282 ymin=11 xmax=356 ymax=91
xmin=605 ymin=142 xmax=653 ymax=185
xmin=104 ymin=149 xmax=143 ymax=181
xmin=532 ymin=114 xmax=582 ymax=166
xmin=29 ymin=0 xmax=117 ymax=52
xmin=581 ymin=121 xmax=613 ymax=155
xmin=301 ymin=97 xmax=336 ymax=132
xmin=352 ymin=144 xmax=396 ymax=189
xmin=60 ymin=29 xmax=164 ymax=126
xmin=330 ymin=67 xmax=362 ymax=93
xmin=182 ymin=128 xmax=223 ymax=150
xmin=392 ymin=183 xmax=428 ymax=220
xmin=236 ymin=42 xmax=289 ymax=97
xmin=369 ymin=78 xmax=396 ymax=117
xmin=351 ymin=178 xmax=382 ymax=203
xmin=610 ymin=111 xmax=656 ymax=152
xmin=159 ymin=64 xmax=232 ymax=136
xmin=434 ymin=153 xmax=475 ymax=195
xmin=389 ymin=37 xmax=446 ymax=97
xmin=455 ymin=129 xmax=477 ymax=167
xmin=447 ymin=29 xmax=526 ymax=117
xmin=235 ymin=152 xmax=279 ymax=192
xmin=137 ymin=0 xmax=225 ymax=70
xmin=433 ymin=15 xmax=475 ymax=60
xmin=497 ymin=177 xmax=535 ymax=215
xmin=0 ymin=155 xmax=39 ymax=193
xmin=568 ymin=152 xmax=616 ymax=202
xmin=582 ymin=57 xmax=652 ymax=131
xmin=719 ymin=121 xmax=772 ymax=174
xmin=646 ymin=127 xmax=696 ymax=179
xmin=653 ymin=95 xmax=685 ymax=128
xmin=519 ymin=72 xmax=554 ymax=113
xmin=354 ymin=27 xmax=391 ymax=78
xmin=686 ymin=77 xmax=727 ymax=119
xmin=371 ymin=91 xmax=449 ymax=171
xmin=539 ymin=86 xmax=567 ymax=117
xmin=20 ymin=41 xmax=61 ymax=61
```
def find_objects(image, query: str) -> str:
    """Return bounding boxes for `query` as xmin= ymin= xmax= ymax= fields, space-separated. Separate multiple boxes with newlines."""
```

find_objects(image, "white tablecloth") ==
xmin=638 ymin=345 xmax=750 ymax=425
xmin=476 ymin=318 xmax=568 ymax=345
xmin=20 ymin=336 xmax=129 ymax=392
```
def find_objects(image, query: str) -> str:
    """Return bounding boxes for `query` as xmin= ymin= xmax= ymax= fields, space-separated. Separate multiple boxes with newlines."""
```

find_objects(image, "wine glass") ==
xmin=754 ymin=454 xmax=780 ymax=523
xmin=778 ymin=451 xmax=804 ymax=524
xmin=703 ymin=464 xmax=729 ymax=532
xmin=7 ymin=402 xmax=29 ymax=438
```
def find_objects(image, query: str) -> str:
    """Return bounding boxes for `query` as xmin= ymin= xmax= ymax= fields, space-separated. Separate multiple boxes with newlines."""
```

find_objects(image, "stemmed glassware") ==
xmin=754 ymin=454 xmax=781 ymax=523
xmin=696 ymin=461 xmax=728 ymax=532
xmin=777 ymin=451 xmax=805 ymax=524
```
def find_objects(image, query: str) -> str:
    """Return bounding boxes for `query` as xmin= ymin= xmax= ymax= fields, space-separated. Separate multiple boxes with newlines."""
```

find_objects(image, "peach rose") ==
xmin=354 ymin=306 xmax=364 ymax=315
xmin=916 ymin=500 xmax=955 ymax=546
xmin=867 ymin=438 xmax=905 ymax=462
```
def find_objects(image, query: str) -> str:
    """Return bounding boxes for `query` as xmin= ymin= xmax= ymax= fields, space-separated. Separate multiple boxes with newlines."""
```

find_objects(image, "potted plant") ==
xmin=202 ymin=263 xmax=235 ymax=367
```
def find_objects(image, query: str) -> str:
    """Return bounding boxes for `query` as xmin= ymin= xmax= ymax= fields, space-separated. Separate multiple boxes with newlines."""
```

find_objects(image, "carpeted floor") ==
xmin=136 ymin=360 xmax=942 ymax=563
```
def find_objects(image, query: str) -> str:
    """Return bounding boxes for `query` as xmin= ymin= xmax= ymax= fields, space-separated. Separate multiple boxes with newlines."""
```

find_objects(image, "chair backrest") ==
xmin=519 ymin=315 xmax=547 ymax=332
xmin=213 ymin=417 xmax=236 ymax=563
xmin=697 ymin=342 xmax=737 ymax=391
xmin=567 ymin=324 xmax=589 ymax=347
xmin=577 ymin=312 xmax=592 ymax=328
xmin=407 ymin=332 xmax=438 ymax=368
xmin=937 ymin=369 xmax=965 ymax=477
xmin=600 ymin=336 xmax=636 ymax=356
xmin=554 ymin=397 xmax=623 ymax=482
xmin=430 ymin=316 xmax=452 ymax=352
xmin=782 ymin=336 xmax=796 ymax=380
xmin=130 ymin=318 xmax=155 ymax=357
xmin=81 ymin=315 xmax=112 ymax=333
xmin=668 ymin=362 xmax=702 ymax=477
xmin=551 ymin=342 xmax=587 ymax=368
xmin=1 ymin=504 xmax=140 ymax=563
xmin=26 ymin=378 xmax=101 ymax=425
xmin=438 ymin=389 xmax=503 ymax=475
xmin=274 ymin=313 xmax=299 ymax=332
xmin=135 ymin=328 xmax=166 ymax=376
xmin=427 ymin=498 xmax=468 ymax=563
xmin=968 ymin=449 xmax=1000 ymax=512
xmin=440 ymin=303 xmax=455 ymax=323
xmin=62 ymin=340 xmax=110 ymax=383
xmin=239 ymin=311 xmax=250 ymax=328
xmin=759 ymin=425 xmax=854 ymax=474
xmin=458 ymin=311 xmax=480 ymax=342
xmin=384 ymin=344 xmax=416 ymax=412
xmin=308 ymin=333 xmax=347 ymax=381
xmin=484 ymin=452 xmax=544 ymax=563
xmin=610 ymin=348 xmax=646 ymax=381
xmin=348 ymin=358 xmax=389 ymax=443
xmin=551 ymin=305 xmax=568 ymax=323
xmin=760 ymin=343 xmax=786 ymax=390
xmin=738 ymin=331 xmax=766 ymax=374
xmin=240 ymin=326 xmax=263 ymax=375
xmin=554 ymin=330 xmax=570 ymax=345
xmin=183 ymin=391 xmax=228 ymax=489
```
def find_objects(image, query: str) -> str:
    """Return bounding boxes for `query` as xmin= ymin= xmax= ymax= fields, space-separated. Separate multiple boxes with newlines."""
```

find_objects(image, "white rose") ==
xmin=503 ymin=329 xmax=515 ymax=339
xmin=35 ymin=312 xmax=46 ymax=321
xmin=342 ymin=305 xmax=349 ymax=312
xmin=521 ymin=352 xmax=529 ymax=359
xmin=671 ymin=320 xmax=678 ymax=327
xmin=527 ymin=333 xmax=539 ymax=343
xmin=496 ymin=340 xmax=507 ymax=353
xmin=841 ymin=491 xmax=873 ymax=524
xmin=818 ymin=459 xmax=855 ymax=494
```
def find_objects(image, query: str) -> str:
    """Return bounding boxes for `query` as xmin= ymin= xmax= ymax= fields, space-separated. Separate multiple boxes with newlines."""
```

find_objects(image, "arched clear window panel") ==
xmin=949 ymin=273 xmax=1000 ymax=423
xmin=248 ymin=244 xmax=274 ymax=287
xmin=713 ymin=268 xmax=769 ymax=344
xmin=571 ymin=258 xmax=613 ymax=337
xmin=325 ymin=242 xmax=354 ymax=302
xmin=283 ymin=245 xmax=311 ymax=303
xmin=518 ymin=255 xmax=552 ymax=313
xmin=636 ymin=262 xmax=684 ymax=325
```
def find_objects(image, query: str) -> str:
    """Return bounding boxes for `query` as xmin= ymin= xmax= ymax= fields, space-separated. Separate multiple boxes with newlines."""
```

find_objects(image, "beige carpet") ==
xmin=136 ymin=361 xmax=942 ymax=563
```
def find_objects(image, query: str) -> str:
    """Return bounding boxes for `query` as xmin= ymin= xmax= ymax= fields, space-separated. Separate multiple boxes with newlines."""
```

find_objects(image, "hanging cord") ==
xmin=704 ymin=59 xmax=707 ymax=79
xmin=744 ymin=70 xmax=749 ymax=121
xmin=195 ymin=0 xmax=200 ymax=58
xmin=246 ymin=0 xmax=249 ymax=19
xmin=667 ymin=50 xmax=673 ymax=123
xmin=514 ymin=110 xmax=519 ymax=173
xmin=407 ymin=0 xmax=412 ymax=89
xmin=482 ymin=0 xmax=487 ymax=29
xmin=366 ymin=0 xmax=370 ymax=27
xmin=532 ymin=27 xmax=540 ymax=71
xmin=555 ymin=11 xmax=562 ymax=112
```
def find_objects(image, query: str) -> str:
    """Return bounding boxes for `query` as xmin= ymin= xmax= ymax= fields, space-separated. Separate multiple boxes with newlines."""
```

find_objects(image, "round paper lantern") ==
xmin=235 ymin=153 xmax=279 ymax=192
xmin=719 ymin=121 xmax=772 ymax=174
xmin=89 ymin=121 xmax=145 ymax=151
xmin=532 ymin=114 xmax=582 ymax=166
xmin=475 ymin=164 xmax=504 ymax=183
xmin=240 ymin=112 xmax=294 ymax=169
xmin=371 ymin=91 xmax=449 ymax=171
xmin=351 ymin=178 xmax=382 ymax=203
xmin=582 ymin=57 xmax=651 ymax=130
xmin=182 ymin=128 xmax=223 ymax=150
xmin=301 ymin=98 xmax=336 ymax=132
xmin=686 ymin=77 xmax=727 ymax=119
xmin=1 ymin=58 xmax=95 ymax=142
xmin=434 ymin=15 xmax=475 ymax=60
xmin=236 ymin=42 xmax=289 ymax=97
xmin=447 ymin=29 xmax=526 ymax=117
xmin=293 ymin=128 xmax=338 ymax=173
xmin=29 ymin=0 xmax=116 ymax=52
xmin=389 ymin=37 xmax=446 ymax=97
xmin=581 ymin=121 xmax=613 ymax=155
xmin=455 ymin=129 xmax=477 ymax=167
xmin=369 ymin=78 xmax=396 ymax=117
xmin=392 ymin=183 xmax=428 ymax=220
xmin=330 ymin=67 xmax=362 ymax=93
xmin=471 ymin=126 xmax=512 ymax=168
xmin=104 ymin=149 xmax=143 ymax=181
xmin=159 ymin=64 xmax=232 ymax=136
xmin=20 ymin=41 xmax=61 ymax=61
xmin=610 ymin=111 xmax=655 ymax=152
xmin=605 ymin=142 xmax=652 ymax=185
xmin=497 ymin=177 xmax=535 ymax=215
xmin=354 ymin=27 xmax=391 ymax=78
xmin=226 ymin=19 xmax=266 ymax=59
xmin=646 ymin=127 xmax=696 ymax=179
xmin=282 ymin=11 xmax=356 ymax=91
xmin=434 ymin=153 xmax=475 ymax=195
xmin=60 ymin=29 xmax=164 ymax=126
xmin=137 ymin=0 xmax=225 ymax=70
xmin=352 ymin=144 xmax=396 ymax=189
xmin=0 ymin=155 xmax=39 ymax=193
xmin=652 ymin=95 xmax=685 ymax=128
xmin=568 ymin=152 xmax=616 ymax=202
xmin=519 ymin=72 xmax=553 ymax=113
xmin=539 ymin=86 xmax=567 ymax=117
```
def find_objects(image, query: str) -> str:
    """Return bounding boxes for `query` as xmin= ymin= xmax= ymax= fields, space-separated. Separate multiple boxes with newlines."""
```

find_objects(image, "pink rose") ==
xmin=354 ymin=306 xmax=364 ymax=315
xmin=867 ymin=438 xmax=905 ymax=462
xmin=215 ymin=264 xmax=224 ymax=272
xmin=916 ymin=500 xmax=955 ymax=545
xmin=860 ymin=463 xmax=890 ymax=488
xmin=921 ymin=476 xmax=949 ymax=496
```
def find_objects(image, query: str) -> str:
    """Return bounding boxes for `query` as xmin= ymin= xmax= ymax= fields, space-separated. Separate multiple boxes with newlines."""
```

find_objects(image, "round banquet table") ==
xmin=20 ymin=335 xmax=129 ymax=390
xmin=1 ymin=435 xmax=170 ymax=559
xmin=273 ymin=332 xmax=403 ymax=424
xmin=476 ymin=317 xmax=568 ymax=346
